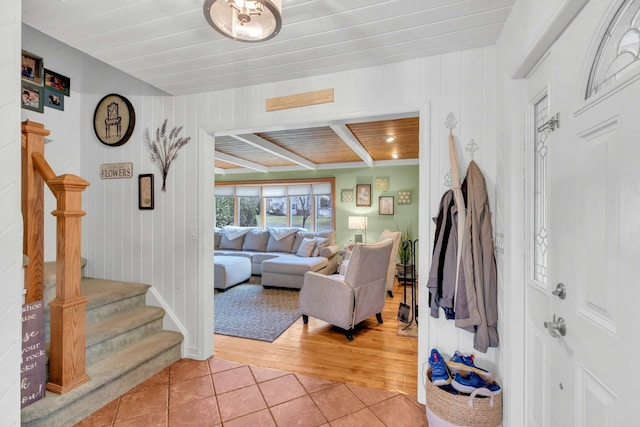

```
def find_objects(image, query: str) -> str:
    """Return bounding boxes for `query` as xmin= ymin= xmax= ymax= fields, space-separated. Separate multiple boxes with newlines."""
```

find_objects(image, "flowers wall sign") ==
xmin=144 ymin=119 xmax=191 ymax=192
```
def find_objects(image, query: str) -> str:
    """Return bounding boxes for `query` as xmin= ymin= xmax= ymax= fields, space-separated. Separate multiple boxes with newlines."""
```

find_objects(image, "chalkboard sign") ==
xmin=21 ymin=300 xmax=46 ymax=408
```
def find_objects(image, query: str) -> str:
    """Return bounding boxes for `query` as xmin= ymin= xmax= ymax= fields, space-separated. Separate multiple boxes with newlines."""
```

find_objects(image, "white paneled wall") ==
xmin=186 ymin=48 xmax=498 ymax=402
xmin=0 ymin=1 xmax=23 ymax=424
xmin=22 ymin=27 xmax=499 ymax=403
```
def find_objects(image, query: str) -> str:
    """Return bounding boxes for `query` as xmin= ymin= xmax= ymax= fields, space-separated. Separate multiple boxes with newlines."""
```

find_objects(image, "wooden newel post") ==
xmin=46 ymin=174 xmax=91 ymax=394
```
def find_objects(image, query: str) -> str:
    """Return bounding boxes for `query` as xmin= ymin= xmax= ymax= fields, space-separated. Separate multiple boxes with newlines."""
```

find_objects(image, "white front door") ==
xmin=523 ymin=1 xmax=640 ymax=425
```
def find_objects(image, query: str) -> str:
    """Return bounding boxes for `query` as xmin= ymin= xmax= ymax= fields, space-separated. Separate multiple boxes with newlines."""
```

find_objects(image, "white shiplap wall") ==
xmin=0 ymin=0 xmax=24 ymax=424
xmin=202 ymin=48 xmax=500 ymax=402
xmin=23 ymin=27 xmax=500 ymax=404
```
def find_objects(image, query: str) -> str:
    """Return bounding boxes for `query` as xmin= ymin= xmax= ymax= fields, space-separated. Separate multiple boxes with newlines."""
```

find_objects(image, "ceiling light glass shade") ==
xmin=203 ymin=0 xmax=282 ymax=42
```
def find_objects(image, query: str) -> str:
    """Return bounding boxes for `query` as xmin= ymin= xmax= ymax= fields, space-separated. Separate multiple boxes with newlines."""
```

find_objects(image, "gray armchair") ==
xmin=300 ymin=239 xmax=393 ymax=340
xmin=339 ymin=229 xmax=401 ymax=297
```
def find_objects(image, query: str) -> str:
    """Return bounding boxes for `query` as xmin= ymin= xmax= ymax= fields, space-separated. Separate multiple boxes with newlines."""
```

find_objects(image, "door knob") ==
xmin=552 ymin=283 xmax=566 ymax=299
xmin=544 ymin=314 xmax=566 ymax=338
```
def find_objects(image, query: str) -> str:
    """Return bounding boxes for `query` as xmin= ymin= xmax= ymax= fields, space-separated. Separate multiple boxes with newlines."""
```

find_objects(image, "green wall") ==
xmin=215 ymin=164 xmax=419 ymax=250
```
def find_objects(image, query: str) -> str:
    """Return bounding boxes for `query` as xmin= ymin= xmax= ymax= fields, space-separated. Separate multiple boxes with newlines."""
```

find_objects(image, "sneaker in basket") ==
xmin=447 ymin=351 xmax=493 ymax=381
xmin=451 ymin=372 xmax=501 ymax=395
xmin=428 ymin=348 xmax=452 ymax=386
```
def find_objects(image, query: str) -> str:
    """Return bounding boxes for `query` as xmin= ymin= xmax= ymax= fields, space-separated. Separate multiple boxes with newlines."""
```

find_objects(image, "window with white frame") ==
xmin=214 ymin=179 xmax=334 ymax=231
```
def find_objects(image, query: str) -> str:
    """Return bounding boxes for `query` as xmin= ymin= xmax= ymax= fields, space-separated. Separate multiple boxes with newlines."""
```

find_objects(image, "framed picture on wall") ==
xmin=44 ymin=87 xmax=64 ymax=111
xmin=379 ymin=196 xmax=394 ymax=215
xmin=21 ymin=81 xmax=44 ymax=113
xmin=356 ymin=184 xmax=371 ymax=207
xmin=21 ymin=50 xmax=44 ymax=85
xmin=44 ymin=69 xmax=71 ymax=96
xmin=341 ymin=189 xmax=354 ymax=203
xmin=138 ymin=174 xmax=154 ymax=210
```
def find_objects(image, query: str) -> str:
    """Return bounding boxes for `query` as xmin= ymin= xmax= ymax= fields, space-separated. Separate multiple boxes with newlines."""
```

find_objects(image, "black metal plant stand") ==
xmin=399 ymin=239 xmax=418 ymax=329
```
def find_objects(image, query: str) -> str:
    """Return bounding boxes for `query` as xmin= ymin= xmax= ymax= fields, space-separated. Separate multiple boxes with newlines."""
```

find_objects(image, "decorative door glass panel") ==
xmin=533 ymin=95 xmax=549 ymax=285
xmin=586 ymin=0 xmax=640 ymax=98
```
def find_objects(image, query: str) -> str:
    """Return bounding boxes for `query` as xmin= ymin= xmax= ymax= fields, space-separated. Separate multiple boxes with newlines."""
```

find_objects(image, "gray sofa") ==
xmin=214 ymin=227 xmax=339 ymax=289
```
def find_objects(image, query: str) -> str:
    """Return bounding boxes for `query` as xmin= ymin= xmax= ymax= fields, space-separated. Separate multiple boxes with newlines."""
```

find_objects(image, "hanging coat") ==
xmin=426 ymin=190 xmax=465 ymax=320
xmin=454 ymin=160 xmax=499 ymax=353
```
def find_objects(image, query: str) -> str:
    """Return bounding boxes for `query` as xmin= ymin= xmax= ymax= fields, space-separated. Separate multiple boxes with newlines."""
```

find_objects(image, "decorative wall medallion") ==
xmin=397 ymin=191 xmax=412 ymax=204
xmin=445 ymin=112 xmax=458 ymax=130
xmin=341 ymin=189 xmax=354 ymax=203
xmin=444 ymin=170 xmax=452 ymax=188
xmin=466 ymin=138 xmax=479 ymax=159
xmin=93 ymin=94 xmax=135 ymax=147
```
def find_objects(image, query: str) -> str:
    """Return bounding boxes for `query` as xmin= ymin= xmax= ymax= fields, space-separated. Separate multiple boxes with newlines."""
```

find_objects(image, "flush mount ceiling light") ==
xmin=203 ymin=0 xmax=282 ymax=42
xmin=383 ymin=135 xmax=396 ymax=143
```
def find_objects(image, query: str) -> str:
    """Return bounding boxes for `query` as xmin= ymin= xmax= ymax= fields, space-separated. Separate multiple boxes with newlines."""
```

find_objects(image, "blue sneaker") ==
xmin=451 ymin=372 xmax=501 ymax=395
xmin=447 ymin=351 xmax=493 ymax=381
xmin=428 ymin=348 xmax=451 ymax=386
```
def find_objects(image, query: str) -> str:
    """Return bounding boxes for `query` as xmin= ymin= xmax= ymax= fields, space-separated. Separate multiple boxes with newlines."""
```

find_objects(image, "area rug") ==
xmin=214 ymin=282 xmax=301 ymax=342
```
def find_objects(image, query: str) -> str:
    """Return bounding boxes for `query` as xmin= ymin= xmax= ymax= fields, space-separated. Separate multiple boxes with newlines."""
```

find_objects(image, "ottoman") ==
xmin=261 ymin=255 xmax=328 ymax=289
xmin=214 ymin=256 xmax=251 ymax=290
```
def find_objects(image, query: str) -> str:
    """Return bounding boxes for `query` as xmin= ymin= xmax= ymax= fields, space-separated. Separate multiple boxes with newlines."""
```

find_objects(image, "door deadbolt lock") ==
xmin=544 ymin=314 xmax=567 ymax=338
xmin=552 ymin=283 xmax=567 ymax=299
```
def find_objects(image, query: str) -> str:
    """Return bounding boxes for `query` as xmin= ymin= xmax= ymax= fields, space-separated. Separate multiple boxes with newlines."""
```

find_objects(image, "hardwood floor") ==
xmin=214 ymin=279 xmax=419 ymax=396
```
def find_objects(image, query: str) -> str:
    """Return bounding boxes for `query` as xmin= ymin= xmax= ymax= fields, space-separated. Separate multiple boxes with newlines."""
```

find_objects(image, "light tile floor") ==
xmin=75 ymin=357 xmax=427 ymax=426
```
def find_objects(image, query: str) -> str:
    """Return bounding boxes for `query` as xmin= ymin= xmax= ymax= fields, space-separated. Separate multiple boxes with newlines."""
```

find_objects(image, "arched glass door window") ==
xmin=586 ymin=0 xmax=640 ymax=99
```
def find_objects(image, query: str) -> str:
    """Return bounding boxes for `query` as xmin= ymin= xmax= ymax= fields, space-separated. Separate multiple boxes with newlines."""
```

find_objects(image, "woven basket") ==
xmin=425 ymin=368 xmax=502 ymax=427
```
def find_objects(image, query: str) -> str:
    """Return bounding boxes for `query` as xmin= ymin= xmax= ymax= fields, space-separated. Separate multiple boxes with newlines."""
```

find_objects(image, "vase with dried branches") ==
xmin=144 ymin=119 xmax=191 ymax=192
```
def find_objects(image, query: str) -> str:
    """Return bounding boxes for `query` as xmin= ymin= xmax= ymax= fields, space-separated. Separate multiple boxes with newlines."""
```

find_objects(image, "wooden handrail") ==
xmin=21 ymin=120 xmax=91 ymax=394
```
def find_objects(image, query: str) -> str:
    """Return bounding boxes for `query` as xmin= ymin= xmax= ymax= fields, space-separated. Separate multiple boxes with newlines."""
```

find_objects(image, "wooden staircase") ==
xmin=20 ymin=121 xmax=183 ymax=426
xmin=21 ymin=261 xmax=183 ymax=426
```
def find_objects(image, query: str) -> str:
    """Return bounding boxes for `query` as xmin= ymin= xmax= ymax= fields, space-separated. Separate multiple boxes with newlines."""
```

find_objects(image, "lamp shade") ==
xmin=203 ymin=0 xmax=282 ymax=42
xmin=348 ymin=216 xmax=368 ymax=230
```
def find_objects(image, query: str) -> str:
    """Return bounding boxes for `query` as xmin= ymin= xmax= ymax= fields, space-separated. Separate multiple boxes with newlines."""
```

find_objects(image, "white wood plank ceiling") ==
xmin=22 ymin=0 xmax=514 ymax=96
xmin=22 ymin=0 xmax=514 ymax=173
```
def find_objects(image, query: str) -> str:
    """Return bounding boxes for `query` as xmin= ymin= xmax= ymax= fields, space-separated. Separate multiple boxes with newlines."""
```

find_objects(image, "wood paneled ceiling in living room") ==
xmin=214 ymin=116 xmax=419 ymax=174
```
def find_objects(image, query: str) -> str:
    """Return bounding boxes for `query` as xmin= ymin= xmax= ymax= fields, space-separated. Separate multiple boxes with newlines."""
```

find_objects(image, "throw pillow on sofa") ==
xmin=266 ymin=231 xmax=297 ymax=252
xmin=219 ymin=233 xmax=245 ymax=250
xmin=242 ymin=229 xmax=270 ymax=251
xmin=296 ymin=238 xmax=317 ymax=257
xmin=311 ymin=237 xmax=329 ymax=257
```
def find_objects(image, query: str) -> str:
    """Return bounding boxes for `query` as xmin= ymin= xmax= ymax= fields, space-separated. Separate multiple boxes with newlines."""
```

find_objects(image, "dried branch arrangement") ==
xmin=144 ymin=119 xmax=191 ymax=192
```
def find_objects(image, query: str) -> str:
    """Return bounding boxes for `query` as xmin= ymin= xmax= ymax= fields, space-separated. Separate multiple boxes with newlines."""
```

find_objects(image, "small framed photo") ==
xmin=44 ymin=87 xmax=64 ymax=111
xmin=356 ymin=184 xmax=371 ymax=207
xmin=44 ymin=69 xmax=70 ymax=96
xmin=21 ymin=81 xmax=44 ymax=113
xmin=138 ymin=174 xmax=154 ymax=210
xmin=21 ymin=50 xmax=44 ymax=85
xmin=379 ymin=196 xmax=394 ymax=215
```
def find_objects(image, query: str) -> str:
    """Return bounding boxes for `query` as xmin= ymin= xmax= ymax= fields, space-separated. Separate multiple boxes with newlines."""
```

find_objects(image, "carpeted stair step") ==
xmin=81 ymin=278 xmax=151 ymax=326
xmin=86 ymin=305 xmax=166 ymax=365
xmin=44 ymin=277 xmax=151 ymax=339
xmin=21 ymin=330 xmax=183 ymax=427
